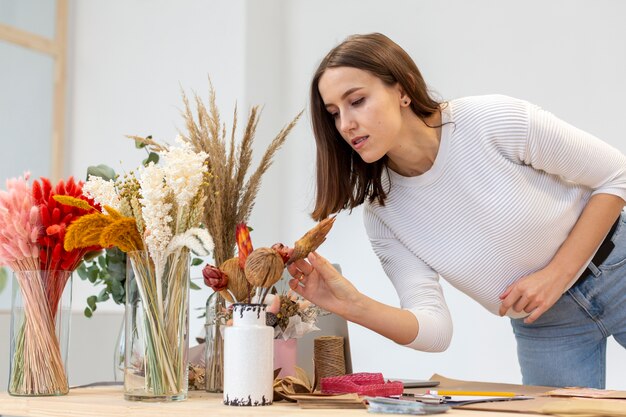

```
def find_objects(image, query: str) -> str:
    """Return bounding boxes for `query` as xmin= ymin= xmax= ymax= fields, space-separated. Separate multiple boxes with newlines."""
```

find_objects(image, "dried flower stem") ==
xmin=9 ymin=260 xmax=68 ymax=395
xmin=127 ymin=249 xmax=190 ymax=396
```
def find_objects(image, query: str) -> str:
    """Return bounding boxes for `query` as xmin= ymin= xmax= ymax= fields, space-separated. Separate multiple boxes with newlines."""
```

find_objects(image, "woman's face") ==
xmin=318 ymin=66 xmax=406 ymax=163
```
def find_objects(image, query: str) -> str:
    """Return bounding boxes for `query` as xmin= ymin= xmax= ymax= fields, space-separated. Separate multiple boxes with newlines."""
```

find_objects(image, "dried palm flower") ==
xmin=219 ymin=257 xmax=250 ymax=303
xmin=244 ymin=247 xmax=284 ymax=288
xmin=287 ymin=215 xmax=336 ymax=265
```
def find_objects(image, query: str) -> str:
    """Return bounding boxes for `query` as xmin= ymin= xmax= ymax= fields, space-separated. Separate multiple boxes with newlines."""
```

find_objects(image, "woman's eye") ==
xmin=351 ymin=97 xmax=364 ymax=106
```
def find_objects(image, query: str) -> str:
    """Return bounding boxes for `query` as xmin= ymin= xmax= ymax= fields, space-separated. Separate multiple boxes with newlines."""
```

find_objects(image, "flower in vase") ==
xmin=61 ymin=140 xmax=214 ymax=399
xmin=138 ymin=163 xmax=173 ymax=255
xmin=0 ymin=173 xmax=103 ymax=396
xmin=162 ymin=136 xmax=207 ymax=208
xmin=82 ymin=175 xmax=120 ymax=210
xmin=203 ymin=264 xmax=228 ymax=292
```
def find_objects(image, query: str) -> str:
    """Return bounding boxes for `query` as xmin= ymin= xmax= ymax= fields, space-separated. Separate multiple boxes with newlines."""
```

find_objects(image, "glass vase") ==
xmin=204 ymin=291 xmax=225 ymax=393
xmin=124 ymin=249 xmax=190 ymax=402
xmin=113 ymin=317 xmax=125 ymax=382
xmin=8 ymin=270 xmax=72 ymax=396
xmin=223 ymin=303 xmax=273 ymax=406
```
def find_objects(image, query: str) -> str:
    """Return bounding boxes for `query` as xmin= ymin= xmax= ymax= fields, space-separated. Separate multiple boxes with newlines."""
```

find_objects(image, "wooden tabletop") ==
xmin=0 ymin=385 xmax=536 ymax=417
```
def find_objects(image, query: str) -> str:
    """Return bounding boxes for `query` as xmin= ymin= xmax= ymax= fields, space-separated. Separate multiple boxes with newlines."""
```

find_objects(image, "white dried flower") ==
xmin=83 ymin=175 xmax=120 ymax=210
xmin=138 ymin=163 xmax=172 ymax=256
xmin=166 ymin=227 xmax=214 ymax=257
xmin=162 ymin=139 xmax=207 ymax=208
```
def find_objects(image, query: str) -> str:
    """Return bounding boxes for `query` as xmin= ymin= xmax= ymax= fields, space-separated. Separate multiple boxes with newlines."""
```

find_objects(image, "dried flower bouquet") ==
xmin=62 ymin=139 xmax=214 ymax=399
xmin=0 ymin=174 xmax=100 ymax=396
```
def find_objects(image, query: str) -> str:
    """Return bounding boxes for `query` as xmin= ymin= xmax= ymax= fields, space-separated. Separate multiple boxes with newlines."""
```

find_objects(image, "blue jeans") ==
xmin=510 ymin=211 xmax=626 ymax=388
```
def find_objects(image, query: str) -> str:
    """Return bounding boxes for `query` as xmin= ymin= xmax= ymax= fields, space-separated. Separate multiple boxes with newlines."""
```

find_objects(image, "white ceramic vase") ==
xmin=223 ymin=303 xmax=273 ymax=406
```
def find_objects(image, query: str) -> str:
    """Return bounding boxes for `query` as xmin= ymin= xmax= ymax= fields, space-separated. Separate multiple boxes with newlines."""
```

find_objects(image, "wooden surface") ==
xmin=3 ymin=376 xmax=624 ymax=416
xmin=0 ymin=385 xmax=536 ymax=417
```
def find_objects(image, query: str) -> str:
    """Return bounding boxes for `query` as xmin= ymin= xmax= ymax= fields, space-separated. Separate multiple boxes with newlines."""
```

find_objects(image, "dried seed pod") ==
xmin=244 ymin=247 xmax=285 ymax=288
xmin=218 ymin=257 xmax=250 ymax=303
xmin=288 ymin=215 xmax=336 ymax=265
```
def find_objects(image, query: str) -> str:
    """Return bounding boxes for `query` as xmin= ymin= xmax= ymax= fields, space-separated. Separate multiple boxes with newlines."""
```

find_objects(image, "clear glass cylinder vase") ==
xmin=8 ymin=270 xmax=72 ymax=396
xmin=113 ymin=317 xmax=125 ymax=382
xmin=204 ymin=291 xmax=225 ymax=393
xmin=223 ymin=303 xmax=273 ymax=406
xmin=124 ymin=249 xmax=190 ymax=402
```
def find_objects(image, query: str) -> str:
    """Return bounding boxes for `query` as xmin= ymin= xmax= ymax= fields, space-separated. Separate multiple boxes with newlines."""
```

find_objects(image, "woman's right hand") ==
xmin=288 ymin=251 xmax=421 ymax=346
xmin=287 ymin=251 xmax=360 ymax=318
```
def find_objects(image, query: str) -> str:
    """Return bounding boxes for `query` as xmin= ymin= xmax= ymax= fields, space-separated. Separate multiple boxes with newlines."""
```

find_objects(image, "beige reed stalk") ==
xmin=131 ymin=81 xmax=303 ymax=266
xmin=128 ymin=249 xmax=189 ymax=395
xmin=10 ymin=259 xmax=68 ymax=395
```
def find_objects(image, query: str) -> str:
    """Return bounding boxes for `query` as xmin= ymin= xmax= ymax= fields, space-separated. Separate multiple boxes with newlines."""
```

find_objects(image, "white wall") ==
xmin=4 ymin=0 xmax=624 ymax=389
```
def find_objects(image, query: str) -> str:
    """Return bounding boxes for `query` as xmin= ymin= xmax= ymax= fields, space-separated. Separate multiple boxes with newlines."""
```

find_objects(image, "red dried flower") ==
xmin=32 ymin=176 xmax=102 ymax=318
xmin=202 ymin=264 xmax=228 ymax=292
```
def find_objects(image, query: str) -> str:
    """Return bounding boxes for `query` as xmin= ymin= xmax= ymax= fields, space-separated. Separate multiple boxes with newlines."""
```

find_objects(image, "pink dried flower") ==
xmin=0 ymin=173 xmax=40 ymax=267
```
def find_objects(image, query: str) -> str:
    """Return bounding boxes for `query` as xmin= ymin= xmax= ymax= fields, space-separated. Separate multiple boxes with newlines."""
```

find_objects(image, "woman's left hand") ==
xmin=498 ymin=267 xmax=569 ymax=324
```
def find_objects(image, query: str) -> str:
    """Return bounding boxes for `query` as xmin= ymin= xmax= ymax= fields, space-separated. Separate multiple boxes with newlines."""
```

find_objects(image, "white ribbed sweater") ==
xmin=363 ymin=95 xmax=626 ymax=352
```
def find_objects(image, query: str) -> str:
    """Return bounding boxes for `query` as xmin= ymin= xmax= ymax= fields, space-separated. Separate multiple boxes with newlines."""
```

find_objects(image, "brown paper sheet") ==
xmin=413 ymin=374 xmax=626 ymax=415
xmin=545 ymin=387 xmax=626 ymax=399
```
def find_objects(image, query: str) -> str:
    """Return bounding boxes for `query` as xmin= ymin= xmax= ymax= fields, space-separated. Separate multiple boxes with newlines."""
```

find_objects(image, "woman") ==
xmin=287 ymin=33 xmax=626 ymax=388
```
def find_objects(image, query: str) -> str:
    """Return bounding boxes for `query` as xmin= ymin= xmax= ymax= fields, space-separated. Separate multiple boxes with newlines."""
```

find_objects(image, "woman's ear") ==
xmin=399 ymin=91 xmax=411 ymax=107
xmin=396 ymin=83 xmax=411 ymax=107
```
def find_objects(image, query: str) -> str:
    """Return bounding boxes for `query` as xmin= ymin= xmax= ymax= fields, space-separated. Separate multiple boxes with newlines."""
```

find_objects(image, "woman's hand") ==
xmin=287 ymin=251 xmax=360 ymax=317
xmin=288 ymin=251 xmax=421 ymax=345
xmin=498 ymin=266 xmax=570 ymax=324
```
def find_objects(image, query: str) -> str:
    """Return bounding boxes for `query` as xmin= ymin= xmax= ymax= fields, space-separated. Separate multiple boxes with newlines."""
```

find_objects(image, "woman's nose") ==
xmin=339 ymin=115 xmax=355 ymax=134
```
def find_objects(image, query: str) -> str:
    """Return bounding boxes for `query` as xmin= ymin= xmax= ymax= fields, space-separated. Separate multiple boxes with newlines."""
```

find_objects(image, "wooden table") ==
xmin=0 ymin=386 xmax=535 ymax=417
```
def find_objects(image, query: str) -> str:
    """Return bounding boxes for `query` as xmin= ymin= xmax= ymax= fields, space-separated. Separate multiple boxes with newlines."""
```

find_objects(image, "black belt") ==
xmin=580 ymin=217 xmax=620 ymax=280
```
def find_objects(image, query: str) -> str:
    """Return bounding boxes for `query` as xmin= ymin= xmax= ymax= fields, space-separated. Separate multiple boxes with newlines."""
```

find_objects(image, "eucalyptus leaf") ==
xmin=97 ymin=287 xmax=111 ymax=302
xmin=77 ymin=248 xmax=128 ymax=317
xmin=191 ymin=257 xmax=203 ymax=266
xmin=142 ymin=152 xmax=159 ymax=166
xmin=134 ymin=139 xmax=147 ymax=149
xmin=87 ymin=295 xmax=98 ymax=311
xmin=77 ymin=264 xmax=90 ymax=280
xmin=0 ymin=267 xmax=8 ymax=294
xmin=111 ymin=280 xmax=124 ymax=300
xmin=190 ymin=280 xmax=201 ymax=291
xmin=86 ymin=164 xmax=116 ymax=181
xmin=83 ymin=249 xmax=102 ymax=262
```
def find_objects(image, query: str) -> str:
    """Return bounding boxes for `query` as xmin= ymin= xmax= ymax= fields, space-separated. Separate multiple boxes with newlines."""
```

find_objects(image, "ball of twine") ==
xmin=313 ymin=336 xmax=346 ymax=389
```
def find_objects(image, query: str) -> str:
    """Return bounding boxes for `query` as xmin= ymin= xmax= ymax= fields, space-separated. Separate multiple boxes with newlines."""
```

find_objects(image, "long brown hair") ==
xmin=310 ymin=33 xmax=442 ymax=221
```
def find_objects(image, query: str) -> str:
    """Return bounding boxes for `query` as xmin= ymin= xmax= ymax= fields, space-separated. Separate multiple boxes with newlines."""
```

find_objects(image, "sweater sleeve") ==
xmin=523 ymin=102 xmax=626 ymax=201
xmin=364 ymin=206 xmax=452 ymax=352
